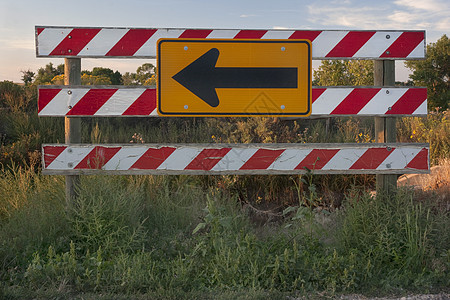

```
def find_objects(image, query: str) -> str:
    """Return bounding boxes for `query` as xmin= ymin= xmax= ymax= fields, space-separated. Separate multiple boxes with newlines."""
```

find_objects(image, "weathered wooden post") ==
xmin=374 ymin=60 xmax=397 ymax=194
xmin=64 ymin=58 xmax=81 ymax=206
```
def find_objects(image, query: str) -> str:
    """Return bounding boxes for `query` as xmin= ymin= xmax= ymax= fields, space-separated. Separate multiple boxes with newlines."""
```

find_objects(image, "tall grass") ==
xmin=1 ymin=166 xmax=448 ymax=298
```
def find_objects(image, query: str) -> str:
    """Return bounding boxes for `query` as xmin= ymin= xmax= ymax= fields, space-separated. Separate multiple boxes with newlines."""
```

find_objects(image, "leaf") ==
xmin=192 ymin=222 xmax=206 ymax=235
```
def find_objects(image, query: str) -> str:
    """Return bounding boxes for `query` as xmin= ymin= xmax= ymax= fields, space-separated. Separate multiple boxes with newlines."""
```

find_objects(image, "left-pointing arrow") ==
xmin=172 ymin=48 xmax=298 ymax=108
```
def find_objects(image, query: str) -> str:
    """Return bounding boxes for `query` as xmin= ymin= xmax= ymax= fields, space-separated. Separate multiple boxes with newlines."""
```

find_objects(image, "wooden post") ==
xmin=64 ymin=58 xmax=81 ymax=206
xmin=374 ymin=60 xmax=397 ymax=194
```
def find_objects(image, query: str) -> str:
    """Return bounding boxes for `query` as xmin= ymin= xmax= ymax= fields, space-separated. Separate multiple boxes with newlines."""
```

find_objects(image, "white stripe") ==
xmin=37 ymin=28 xmax=72 ymax=56
xmin=413 ymin=98 xmax=427 ymax=115
xmin=68 ymin=88 xmax=90 ymax=111
xmin=312 ymin=31 xmax=348 ymax=58
xmin=377 ymin=148 xmax=422 ymax=170
xmin=95 ymin=89 xmax=144 ymax=115
xmin=134 ymin=29 xmax=185 ymax=57
xmin=39 ymin=90 xmax=69 ymax=116
xmin=77 ymin=28 xmax=128 ymax=56
xmin=322 ymin=149 xmax=367 ymax=170
xmin=268 ymin=149 xmax=310 ymax=170
xmin=407 ymin=41 xmax=425 ymax=59
xmin=157 ymin=147 xmax=202 ymax=170
xmin=207 ymin=29 xmax=241 ymax=39
xmin=261 ymin=30 xmax=295 ymax=39
xmin=312 ymin=88 xmax=353 ymax=114
xmin=211 ymin=148 xmax=258 ymax=171
xmin=358 ymin=88 xmax=407 ymax=115
xmin=46 ymin=146 xmax=94 ymax=170
xmin=102 ymin=147 xmax=148 ymax=170
xmin=354 ymin=31 xmax=402 ymax=58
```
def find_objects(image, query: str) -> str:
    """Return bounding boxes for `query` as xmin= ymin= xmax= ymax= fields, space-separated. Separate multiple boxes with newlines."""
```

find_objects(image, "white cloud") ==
xmin=394 ymin=0 xmax=445 ymax=12
xmin=240 ymin=14 xmax=257 ymax=18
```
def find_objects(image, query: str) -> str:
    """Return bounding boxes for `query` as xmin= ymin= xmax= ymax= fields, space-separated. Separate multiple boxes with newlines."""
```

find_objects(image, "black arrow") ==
xmin=172 ymin=48 xmax=298 ymax=107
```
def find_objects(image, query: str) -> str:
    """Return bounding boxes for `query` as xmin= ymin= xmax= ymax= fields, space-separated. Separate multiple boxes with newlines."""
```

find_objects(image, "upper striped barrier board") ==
xmin=35 ymin=27 xmax=425 ymax=59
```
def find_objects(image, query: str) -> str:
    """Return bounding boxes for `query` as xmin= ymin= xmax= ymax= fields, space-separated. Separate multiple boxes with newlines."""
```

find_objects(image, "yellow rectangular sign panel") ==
xmin=157 ymin=39 xmax=311 ymax=117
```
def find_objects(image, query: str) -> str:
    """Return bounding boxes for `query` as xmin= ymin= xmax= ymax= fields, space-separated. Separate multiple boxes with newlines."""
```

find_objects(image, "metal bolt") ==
xmin=68 ymin=49 xmax=72 ymax=53
xmin=281 ymin=47 xmax=286 ymax=51
xmin=68 ymin=148 xmax=73 ymax=153
xmin=386 ymin=163 xmax=391 ymax=168
xmin=385 ymin=50 xmax=390 ymax=55
xmin=67 ymin=90 xmax=72 ymax=95
xmin=184 ymin=46 xmax=188 ymax=51
xmin=281 ymin=105 xmax=285 ymax=109
xmin=386 ymin=90 xmax=390 ymax=94
xmin=68 ymin=35 xmax=72 ymax=39
xmin=386 ymin=34 xmax=390 ymax=39
xmin=184 ymin=105 xmax=188 ymax=109
xmin=68 ymin=105 xmax=73 ymax=109
xmin=68 ymin=162 xmax=73 ymax=168
xmin=387 ymin=146 xmax=392 ymax=151
xmin=388 ymin=106 xmax=392 ymax=111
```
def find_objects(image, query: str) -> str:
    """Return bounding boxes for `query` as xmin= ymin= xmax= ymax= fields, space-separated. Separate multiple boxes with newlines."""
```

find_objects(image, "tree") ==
xmin=91 ymin=67 xmax=122 ymax=85
xmin=405 ymin=35 xmax=449 ymax=110
xmin=21 ymin=70 xmax=35 ymax=86
xmin=313 ymin=60 xmax=374 ymax=86
xmin=123 ymin=63 xmax=156 ymax=85
xmin=34 ymin=63 xmax=64 ymax=85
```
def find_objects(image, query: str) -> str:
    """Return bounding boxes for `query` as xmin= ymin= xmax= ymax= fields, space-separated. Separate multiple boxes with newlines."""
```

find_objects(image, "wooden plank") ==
xmin=64 ymin=58 xmax=81 ymax=205
xmin=42 ymin=143 xmax=429 ymax=175
xmin=35 ymin=27 xmax=425 ymax=59
xmin=374 ymin=60 xmax=398 ymax=193
xmin=38 ymin=86 xmax=428 ymax=117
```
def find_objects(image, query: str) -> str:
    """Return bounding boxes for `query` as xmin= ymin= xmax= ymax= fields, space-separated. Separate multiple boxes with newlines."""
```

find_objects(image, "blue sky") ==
xmin=0 ymin=0 xmax=448 ymax=83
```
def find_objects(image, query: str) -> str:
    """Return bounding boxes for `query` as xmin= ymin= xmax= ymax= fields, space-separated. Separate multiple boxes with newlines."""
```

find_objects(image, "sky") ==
xmin=0 ymin=0 xmax=448 ymax=83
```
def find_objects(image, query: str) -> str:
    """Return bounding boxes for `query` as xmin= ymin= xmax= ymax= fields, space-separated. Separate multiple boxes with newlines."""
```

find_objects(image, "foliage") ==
xmin=313 ymin=60 xmax=374 ymax=86
xmin=398 ymin=109 xmax=450 ymax=165
xmin=34 ymin=63 xmax=64 ymax=85
xmin=51 ymin=74 xmax=113 ymax=85
xmin=405 ymin=35 xmax=449 ymax=110
xmin=0 ymin=167 xmax=448 ymax=298
xmin=82 ymin=67 xmax=123 ymax=85
xmin=123 ymin=63 xmax=156 ymax=85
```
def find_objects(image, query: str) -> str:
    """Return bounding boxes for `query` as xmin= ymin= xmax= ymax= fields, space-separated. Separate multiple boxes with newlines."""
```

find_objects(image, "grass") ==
xmin=0 ymin=166 xmax=448 ymax=299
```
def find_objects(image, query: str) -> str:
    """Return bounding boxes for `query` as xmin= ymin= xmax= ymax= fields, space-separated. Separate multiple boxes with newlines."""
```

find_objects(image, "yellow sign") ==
xmin=157 ymin=39 xmax=311 ymax=117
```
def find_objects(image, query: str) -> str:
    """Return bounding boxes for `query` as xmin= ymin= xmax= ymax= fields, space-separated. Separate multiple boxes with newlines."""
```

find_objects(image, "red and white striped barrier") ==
xmin=38 ymin=86 xmax=427 ymax=117
xmin=36 ymin=27 xmax=425 ymax=59
xmin=42 ymin=143 xmax=429 ymax=175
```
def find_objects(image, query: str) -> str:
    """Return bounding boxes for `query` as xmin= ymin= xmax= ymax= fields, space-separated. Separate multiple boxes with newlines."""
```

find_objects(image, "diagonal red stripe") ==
xmin=185 ymin=148 xmax=231 ymax=170
xmin=38 ymin=88 xmax=62 ymax=113
xmin=295 ymin=149 xmax=339 ymax=170
xmin=326 ymin=31 xmax=376 ymax=58
xmin=234 ymin=30 xmax=268 ymax=39
xmin=130 ymin=147 xmax=176 ymax=169
xmin=406 ymin=148 xmax=428 ymax=170
xmin=36 ymin=27 xmax=45 ymax=35
xmin=50 ymin=28 xmax=101 ymax=56
xmin=312 ymin=88 xmax=327 ymax=103
xmin=75 ymin=146 xmax=121 ymax=169
xmin=179 ymin=29 xmax=213 ymax=38
xmin=331 ymin=88 xmax=380 ymax=115
xmin=381 ymin=32 xmax=424 ymax=58
xmin=240 ymin=149 xmax=284 ymax=170
xmin=386 ymin=88 xmax=427 ymax=115
xmin=350 ymin=148 xmax=394 ymax=170
xmin=43 ymin=145 xmax=66 ymax=168
xmin=123 ymin=89 xmax=157 ymax=115
xmin=106 ymin=29 xmax=157 ymax=56
xmin=67 ymin=89 xmax=117 ymax=116
xmin=289 ymin=31 xmax=322 ymax=41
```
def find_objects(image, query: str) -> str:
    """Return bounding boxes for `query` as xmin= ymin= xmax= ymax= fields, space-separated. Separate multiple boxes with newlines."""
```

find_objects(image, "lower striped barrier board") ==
xmin=42 ymin=143 xmax=429 ymax=175
xmin=38 ymin=86 xmax=427 ymax=117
